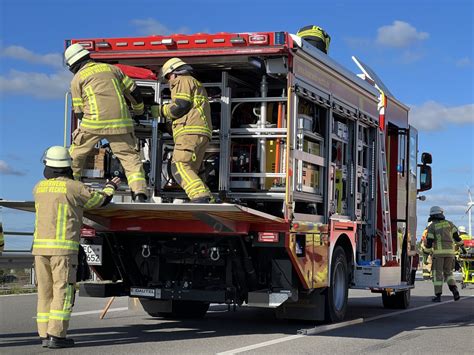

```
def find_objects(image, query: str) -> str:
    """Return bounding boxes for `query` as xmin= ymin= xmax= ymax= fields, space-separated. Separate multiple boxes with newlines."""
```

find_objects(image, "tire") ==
xmin=141 ymin=300 xmax=210 ymax=319
xmin=382 ymin=289 xmax=410 ymax=309
xmin=325 ymin=246 xmax=349 ymax=322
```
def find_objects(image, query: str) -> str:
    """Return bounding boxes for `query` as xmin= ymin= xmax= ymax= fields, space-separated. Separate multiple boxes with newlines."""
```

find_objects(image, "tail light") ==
xmin=258 ymin=232 xmax=279 ymax=243
xmin=81 ymin=226 xmax=96 ymax=238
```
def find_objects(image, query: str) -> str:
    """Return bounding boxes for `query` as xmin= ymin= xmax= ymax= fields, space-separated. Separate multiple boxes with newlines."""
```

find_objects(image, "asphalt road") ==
xmin=0 ymin=277 xmax=473 ymax=354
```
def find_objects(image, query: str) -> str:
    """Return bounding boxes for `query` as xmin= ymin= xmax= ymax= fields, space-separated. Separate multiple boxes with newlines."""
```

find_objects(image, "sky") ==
xmin=0 ymin=0 xmax=473 ymax=250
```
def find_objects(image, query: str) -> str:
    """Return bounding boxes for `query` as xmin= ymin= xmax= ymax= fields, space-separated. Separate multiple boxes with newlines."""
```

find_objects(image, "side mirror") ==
xmin=421 ymin=152 xmax=432 ymax=165
xmin=418 ymin=164 xmax=432 ymax=192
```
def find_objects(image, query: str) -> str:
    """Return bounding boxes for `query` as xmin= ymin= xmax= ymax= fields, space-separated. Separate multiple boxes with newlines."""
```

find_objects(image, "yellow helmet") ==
xmin=42 ymin=146 xmax=72 ymax=168
xmin=64 ymin=43 xmax=90 ymax=67
xmin=160 ymin=57 xmax=187 ymax=79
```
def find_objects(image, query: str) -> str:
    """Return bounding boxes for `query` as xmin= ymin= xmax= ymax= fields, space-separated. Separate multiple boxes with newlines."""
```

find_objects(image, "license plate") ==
xmin=81 ymin=244 xmax=102 ymax=266
xmin=130 ymin=287 xmax=155 ymax=298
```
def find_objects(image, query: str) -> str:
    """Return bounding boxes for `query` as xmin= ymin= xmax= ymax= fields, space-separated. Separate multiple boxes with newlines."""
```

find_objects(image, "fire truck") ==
xmin=1 ymin=31 xmax=432 ymax=322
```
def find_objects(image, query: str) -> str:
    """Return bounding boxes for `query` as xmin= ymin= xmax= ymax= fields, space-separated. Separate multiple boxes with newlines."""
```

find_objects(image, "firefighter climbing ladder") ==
xmin=378 ymin=129 xmax=393 ymax=262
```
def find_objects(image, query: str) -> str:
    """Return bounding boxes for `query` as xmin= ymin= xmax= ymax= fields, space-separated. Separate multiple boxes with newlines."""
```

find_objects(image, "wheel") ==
xmin=325 ymin=246 xmax=349 ymax=322
xmin=141 ymin=299 xmax=210 ymax=319
xmin=382 ymin=289 xmax=410 ymax=309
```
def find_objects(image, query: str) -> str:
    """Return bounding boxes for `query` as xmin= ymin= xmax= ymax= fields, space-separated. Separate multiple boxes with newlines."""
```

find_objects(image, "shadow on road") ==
xmin=0 ymin=295 xmax=472 ymax=350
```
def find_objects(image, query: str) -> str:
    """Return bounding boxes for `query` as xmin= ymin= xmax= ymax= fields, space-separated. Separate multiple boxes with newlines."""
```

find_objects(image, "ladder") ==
xmin=378 ymin=129 xmax=393 ymax=261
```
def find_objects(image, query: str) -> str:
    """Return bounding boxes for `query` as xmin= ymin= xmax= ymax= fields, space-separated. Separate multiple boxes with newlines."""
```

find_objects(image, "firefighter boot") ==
xmin=132 ymin=192 xmax=148 ymax=203
xmin=431 ymin=293 xmax=441 ymax=302
xmin=48 ymin=336 xmax=75 ymax=349
xmin=40 ymin=337 xmax=49 ymax=348
xmin=190 ymin=196 xmax=210 ymax=204
xmin=449 ymin=285 xmax=460 ymax=301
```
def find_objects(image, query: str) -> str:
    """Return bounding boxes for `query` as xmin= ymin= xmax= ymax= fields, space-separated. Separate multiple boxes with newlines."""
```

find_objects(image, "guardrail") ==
xmin=1 ymin=231 xmax=34 ymax=268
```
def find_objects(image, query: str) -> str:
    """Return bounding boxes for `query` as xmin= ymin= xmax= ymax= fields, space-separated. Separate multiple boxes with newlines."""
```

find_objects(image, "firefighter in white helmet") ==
xmin=64 ymin=43 xmax=148 ymax=202
xmin=33 ymin=146 xmax=120 ymax=348
xmin=157 ymin=57 xmax=213 ymax=203
xmin=422 ymin=206 xmax=465 ymax=302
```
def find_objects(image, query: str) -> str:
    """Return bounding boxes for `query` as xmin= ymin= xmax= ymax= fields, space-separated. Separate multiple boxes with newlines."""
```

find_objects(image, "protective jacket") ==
xmin=32 ymin=177 xmax=115 ymax=256
xmin=162 ymin=74 xmax=212 ymax=140
xmin=424 ymin=218 xmax=464 ymax=257
xmin=71 ymin=62 xmax=144 ymax=135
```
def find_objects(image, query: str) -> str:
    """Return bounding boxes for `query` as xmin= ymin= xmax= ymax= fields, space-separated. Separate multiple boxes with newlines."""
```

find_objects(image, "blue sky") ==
xmin=0 ymin=0 xmax=473 ymax=249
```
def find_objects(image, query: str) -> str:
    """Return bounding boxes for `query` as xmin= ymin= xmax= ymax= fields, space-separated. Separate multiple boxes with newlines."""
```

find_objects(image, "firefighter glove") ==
xmin=150 ymin=104 xmax=162 ymax=119
xmin=105 ymin=177 xmax=121 ymax=191
xmin=460 ymin=246 xmax=467 ymax=254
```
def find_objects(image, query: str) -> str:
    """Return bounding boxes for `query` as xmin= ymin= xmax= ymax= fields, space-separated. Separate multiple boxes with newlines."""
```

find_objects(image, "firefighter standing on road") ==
xmin=64 ymin=43 xmax=148 ymax=202
xmin=422 ymin=206 xmax=465 ymax=302
xmin=158 ymin=57 xmax=213 ymax=203
xmin=33 ymin=146 xmax=120 ymax=348
xmin=421 ymin=223 xmax=433 ymax=279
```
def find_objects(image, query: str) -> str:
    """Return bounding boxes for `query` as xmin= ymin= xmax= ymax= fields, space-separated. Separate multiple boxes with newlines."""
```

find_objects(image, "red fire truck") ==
xmin=1 ymin=31 xmax=432 ymax=322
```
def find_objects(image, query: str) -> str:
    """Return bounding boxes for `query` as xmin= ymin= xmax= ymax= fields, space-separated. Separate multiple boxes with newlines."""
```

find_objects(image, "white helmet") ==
xmin=429 ymin=205 xmax=444 ymax=216
xmin=42 ymin=146 xmax=72 ymax=168
xmin=458 ymin=226 xmax=467 ymax=233
xmin=64 ymin=43 xmax=90 ymax=67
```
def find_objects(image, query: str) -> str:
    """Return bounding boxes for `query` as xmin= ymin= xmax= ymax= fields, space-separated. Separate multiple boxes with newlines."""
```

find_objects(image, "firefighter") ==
xmin=296 ymin=25 xmax=331 ymax=54
xmin=421 ymin=224 xmax=433 ymax=280
xmin=33 ymin=146 xmax=120 ymax=348
xmin=64 ymin=43 xmax=148 ymax=202
xmin=158 ymin=57 xmax=213 ymax=203
xmin=458 ymin=226 xmax=471 ymax=241
xmin=423 ymin=206 xmax=465 ymax=302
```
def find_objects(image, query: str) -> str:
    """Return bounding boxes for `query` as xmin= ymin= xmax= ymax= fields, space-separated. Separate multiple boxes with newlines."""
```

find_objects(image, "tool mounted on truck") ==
xmin=0 ymin=30 xmax=433 ymax=322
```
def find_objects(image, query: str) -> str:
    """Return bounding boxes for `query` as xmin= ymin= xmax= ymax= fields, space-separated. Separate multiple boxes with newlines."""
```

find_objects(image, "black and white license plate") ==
xmin=130 ymin=287 xmax=156 ymax=298
xmin=81 ymin=244 xmax=102 ymax=266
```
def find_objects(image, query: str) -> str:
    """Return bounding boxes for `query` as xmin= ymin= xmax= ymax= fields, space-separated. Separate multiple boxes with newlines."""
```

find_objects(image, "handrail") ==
xmin=64 ymin=91 xmax=71 ymax=147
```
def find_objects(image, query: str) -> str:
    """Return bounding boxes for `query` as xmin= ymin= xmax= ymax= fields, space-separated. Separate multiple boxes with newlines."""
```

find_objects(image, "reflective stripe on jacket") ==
xmin=70 ymin=62 xmax=138 ymax=135
xmin=425 ymin=219 xmax=459 ymax=256
xmin=162 ymin=75 xmax=212 ymax=140
xmin=32 ymin=177 xmax=113 ymax=256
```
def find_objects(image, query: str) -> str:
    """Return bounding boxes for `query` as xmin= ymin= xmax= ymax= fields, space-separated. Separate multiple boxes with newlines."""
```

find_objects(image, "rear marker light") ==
xmin=150 ymin=41 xmax=162 ymax=45
xmin=162 ymin=38 xmax=174 ymax=45
xmin=81 ymin=227 xmax=96 ymax=237
xmin=77 ymin=41 xmax=94 ymax=50
xmin=133 ymin=41 xmax=145 ymax=46
xmin=96 ymin=42 xmax=111 ymax=48
xmin=116 ymin=42 xmax=128 ymax=47
xmin=230 ymin=37 xmax=246 ymax=44
xmin=258 ymin=232 xmax=279 ymax=243
xmin=195 ymin=39 xmax=207 ymax=44
xmin=177 ymin=40 xmax=189 ymax=44
xmin=249 ymin=34 xmax=268 ymax=45
xmin=213 ymin=38 xmax=225 ymax=43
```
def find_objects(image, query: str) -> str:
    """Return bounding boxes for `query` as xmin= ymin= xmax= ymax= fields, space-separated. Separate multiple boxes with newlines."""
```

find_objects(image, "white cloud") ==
xmin=456 ymin=57 xmax=472 ymax=68
xmin=409 ymin=101 xmax=474 ymax=130
xmin=417 ymin=186 xmax=473 ymax=236
xmin=131 ymin=18 xmax=189 ymax=36
xmin=0 ymin=69 xmax=71 ymax=99
xmin=0 ymin=45 xmax=63 ymax=68
xmin=376 ymin=21 xmax=429 ymax=48
xmin=0 ymin=160 xmax=25 ymax=176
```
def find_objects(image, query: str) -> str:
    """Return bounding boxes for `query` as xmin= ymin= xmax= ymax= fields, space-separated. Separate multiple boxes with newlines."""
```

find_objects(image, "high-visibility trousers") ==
xmin=432 ymin=256 xmax=456 ymax=295
xmin=34 ymin=255 xmax=77 ymax=338
xmin=171 ymin=135 xmax=211 ymax=200
xmin=70 ymin=128 xmax=147 ymax=194
xmin=423 ymin=255 xmax=432 ymax=279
